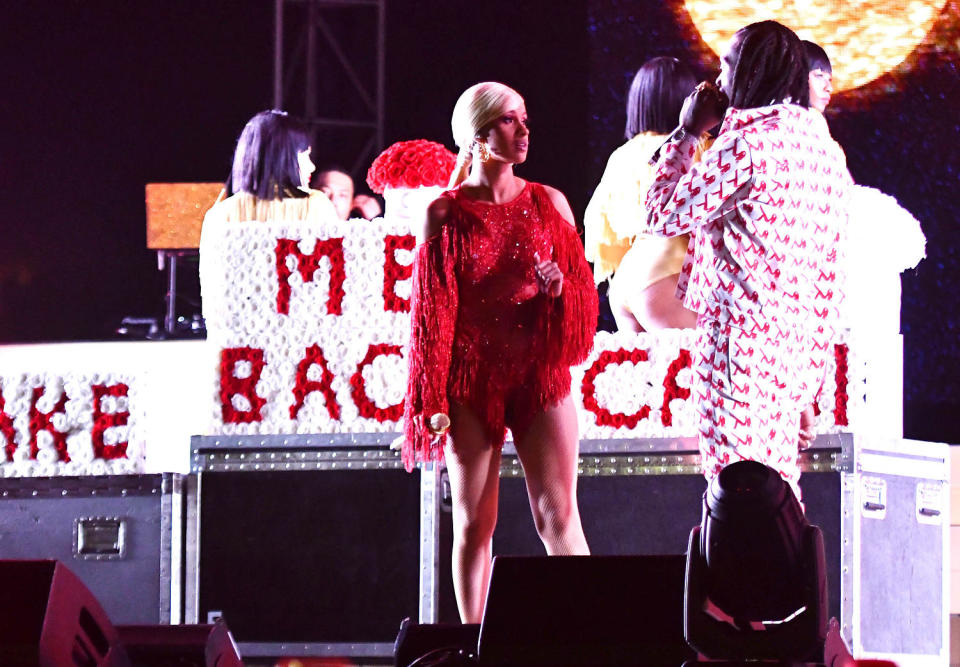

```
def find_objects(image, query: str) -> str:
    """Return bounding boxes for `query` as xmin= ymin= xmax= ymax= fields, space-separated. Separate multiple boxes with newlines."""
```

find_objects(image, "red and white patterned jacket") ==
xmin=646 ymin=104 xmax=852 ymax=340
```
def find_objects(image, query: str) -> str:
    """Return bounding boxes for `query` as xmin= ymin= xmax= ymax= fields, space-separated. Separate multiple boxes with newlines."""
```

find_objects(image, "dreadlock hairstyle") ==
xmin=624 ymin=56 xmax=698 ymax=139
xmin=727 ymin=21 xmax=810 ymax=109
xmin=802 ymin=40 xmax=832 ymax=73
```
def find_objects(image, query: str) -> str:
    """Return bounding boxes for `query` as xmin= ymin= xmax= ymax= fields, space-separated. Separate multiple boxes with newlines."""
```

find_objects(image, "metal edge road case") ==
xmin=429 ymin=433 xmax=949 ymax=664
xmin=187 ymin=432 xmax=949 ymax=664
xmin=186 ymin=433 xmax=424 ymax=660
xmin=0 ymin=473 xmax=184 ymax=625
xmin=427 ymin=434 xmax=844 ymax=625
xmin=839 ymin=436 xmax=950 ymax=665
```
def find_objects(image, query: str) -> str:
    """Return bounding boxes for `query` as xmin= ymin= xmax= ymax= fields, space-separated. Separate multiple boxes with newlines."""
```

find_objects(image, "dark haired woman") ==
xmin=645 ymin=21 xmax=853 ymax=499
xmin=203 ymin=109 xmax=336 ymax=225
xmin=585 ymin=57 xmax=700 ymax=331
xmin=802 ymin=40 xmax=834 ymax=113
xmin=403 ymin=82 xmax=597 ymax=623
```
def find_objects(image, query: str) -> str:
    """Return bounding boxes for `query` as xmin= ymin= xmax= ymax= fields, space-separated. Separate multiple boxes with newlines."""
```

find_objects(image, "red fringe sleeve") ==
xmin=544 ymin=219 xmax=599 ymax=368
xmin=402 ymin=225 xmax=459 ymax=471
xmin=527 ymin=183 xmax=597 ymax=372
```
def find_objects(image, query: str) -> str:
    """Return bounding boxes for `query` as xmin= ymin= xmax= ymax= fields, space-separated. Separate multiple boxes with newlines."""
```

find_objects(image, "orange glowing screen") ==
xmin=680 ymin=0 xmax=955 ymax=93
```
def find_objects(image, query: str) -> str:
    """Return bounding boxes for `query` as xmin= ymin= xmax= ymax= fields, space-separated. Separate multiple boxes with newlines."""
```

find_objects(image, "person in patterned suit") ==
xmin=645 ymin=21 xmax=853 ymax=499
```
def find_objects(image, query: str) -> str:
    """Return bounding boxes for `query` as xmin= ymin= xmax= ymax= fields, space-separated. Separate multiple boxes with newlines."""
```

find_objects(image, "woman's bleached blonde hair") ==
xmin=448 ymin=81 xmax=523 ymax=188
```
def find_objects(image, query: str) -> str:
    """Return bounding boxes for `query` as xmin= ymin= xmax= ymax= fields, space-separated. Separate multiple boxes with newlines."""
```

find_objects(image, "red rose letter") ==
xmin=660 ymin=349 xmax=692 ymax=426
xmin=383 ymin=234 xmax=416 ymax=312
xmin=0 ymin=384 xmax=17 ymax=461
xmin=291 ymin=345 xmax=340 ymax=420
xmin=833 ymin=343 xmax=849 ymax=427
xmin=92 ymin=383 xmax=130 ymax=460
xmin=275 ymin=238 xmax=346 ymax=315
xmin=220 ymin=347 xmax=267 ymax=424
xmin=350 ymin=343 xmax=404 ymax=422
xmin=29 ymin=387 xmax=70 ymax=461
xmin=581 ymin=349 xmax=653 ymax=429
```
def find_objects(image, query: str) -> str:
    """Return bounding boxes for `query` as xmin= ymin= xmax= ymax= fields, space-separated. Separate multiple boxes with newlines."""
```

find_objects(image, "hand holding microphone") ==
xmin=680 ymin=81 xmax=729 ymax=136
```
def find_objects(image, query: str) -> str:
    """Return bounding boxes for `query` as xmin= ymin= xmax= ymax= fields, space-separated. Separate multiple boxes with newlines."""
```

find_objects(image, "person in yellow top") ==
xmin=203 ymin=109 xmax=337 ymax=225
xmin=584 ymin=57 xmax=701 ymax=331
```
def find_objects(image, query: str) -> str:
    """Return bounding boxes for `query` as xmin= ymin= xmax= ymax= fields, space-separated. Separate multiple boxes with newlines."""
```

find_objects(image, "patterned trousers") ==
xmin=693 ymin=316 xmax=825 ymax=500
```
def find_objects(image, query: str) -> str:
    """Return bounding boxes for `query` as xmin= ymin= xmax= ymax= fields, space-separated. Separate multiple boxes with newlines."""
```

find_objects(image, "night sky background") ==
xmin=2 ymin=1 xmax=958 ymax=443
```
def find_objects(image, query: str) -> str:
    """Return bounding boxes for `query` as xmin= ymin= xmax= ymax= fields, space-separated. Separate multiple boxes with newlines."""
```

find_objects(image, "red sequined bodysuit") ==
xmin=403 ymin=181 xmax=598 ymax=471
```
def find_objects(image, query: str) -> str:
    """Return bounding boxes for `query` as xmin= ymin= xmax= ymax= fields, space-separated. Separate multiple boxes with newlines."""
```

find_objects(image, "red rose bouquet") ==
xmin=366 ymin=139 xmax=457 ymax=194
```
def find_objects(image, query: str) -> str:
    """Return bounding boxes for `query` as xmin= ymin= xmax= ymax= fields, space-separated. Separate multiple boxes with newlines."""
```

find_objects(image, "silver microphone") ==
xmin=648 ymin=125 xmax=690 ymax=166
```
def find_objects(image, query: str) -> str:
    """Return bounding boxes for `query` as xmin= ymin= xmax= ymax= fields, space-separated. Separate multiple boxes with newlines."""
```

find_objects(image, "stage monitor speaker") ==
xmin=394 ymin=617 xmax=480 ymax=667
xmin=477 ymin=554 xmax=695 ymax=667
xmin=116 ymin=621 xmax=242 ymax=667
xmin=0 ymin=559 xmax=129 ymax=666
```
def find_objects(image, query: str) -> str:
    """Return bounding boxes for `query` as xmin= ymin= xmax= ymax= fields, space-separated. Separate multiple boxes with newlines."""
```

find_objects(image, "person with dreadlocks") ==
xmin=645 ymin=21 xmax=853 ymax=500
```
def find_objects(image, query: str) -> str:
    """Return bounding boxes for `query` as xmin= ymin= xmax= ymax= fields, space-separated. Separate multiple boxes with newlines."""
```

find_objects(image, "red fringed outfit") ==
xmin=403 ymin=181 xmax=598 ymax=471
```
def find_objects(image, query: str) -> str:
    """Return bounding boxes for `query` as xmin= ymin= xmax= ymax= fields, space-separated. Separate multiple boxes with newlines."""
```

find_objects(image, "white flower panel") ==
xmin=0 ymin=371 xmax=145 ymax=477
xmin=200 ymin=211 xmax=865 ymax=440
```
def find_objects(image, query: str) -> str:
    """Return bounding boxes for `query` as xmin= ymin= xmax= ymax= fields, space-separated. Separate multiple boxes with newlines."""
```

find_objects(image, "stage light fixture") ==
xmin=684 ymin=460 xmax=828 ymax=662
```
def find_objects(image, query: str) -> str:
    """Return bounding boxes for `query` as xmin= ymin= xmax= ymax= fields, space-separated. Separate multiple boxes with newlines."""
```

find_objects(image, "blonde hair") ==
xmin=447 ymin=81 xmax=523 ymax=188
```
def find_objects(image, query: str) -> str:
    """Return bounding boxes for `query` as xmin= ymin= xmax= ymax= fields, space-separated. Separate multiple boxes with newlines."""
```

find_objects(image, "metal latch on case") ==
xmin=860 ymin=476 xmax=887 ymax=519
xmin=916 ymin=482 xmax=944 ymax=525
xmin=75 ymin=517 xmax=126 ymax=559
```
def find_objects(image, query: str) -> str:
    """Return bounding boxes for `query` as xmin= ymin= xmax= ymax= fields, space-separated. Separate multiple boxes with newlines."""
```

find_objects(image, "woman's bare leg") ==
xmin=631 ymin=273 xmax=698 ymax=330
xmin=444 ymin=402 xmax=502 ymax=623
xmin=512 ymin=395 xmax=590 ymax=555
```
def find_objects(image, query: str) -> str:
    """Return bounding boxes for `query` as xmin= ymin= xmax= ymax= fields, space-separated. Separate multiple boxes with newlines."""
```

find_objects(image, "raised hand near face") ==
xmin=680 ymin=81 xmax=729 ymax=136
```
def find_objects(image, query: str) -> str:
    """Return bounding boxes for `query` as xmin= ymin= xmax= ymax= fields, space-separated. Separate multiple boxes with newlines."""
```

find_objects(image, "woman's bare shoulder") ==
xmin=538 ymin=184 xmax=576 ymax=227
xmin=424 ymin=194 xmax=454 ymax=240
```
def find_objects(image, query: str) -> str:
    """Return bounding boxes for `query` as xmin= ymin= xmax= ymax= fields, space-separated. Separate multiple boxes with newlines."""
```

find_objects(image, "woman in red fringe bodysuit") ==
xmin=402 ymin=82 xmax=598 ymax=623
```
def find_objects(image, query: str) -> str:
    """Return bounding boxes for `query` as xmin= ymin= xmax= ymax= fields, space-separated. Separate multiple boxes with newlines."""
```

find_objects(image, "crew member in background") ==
xmin=314 ymin=167 xmax=383 ymax=220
